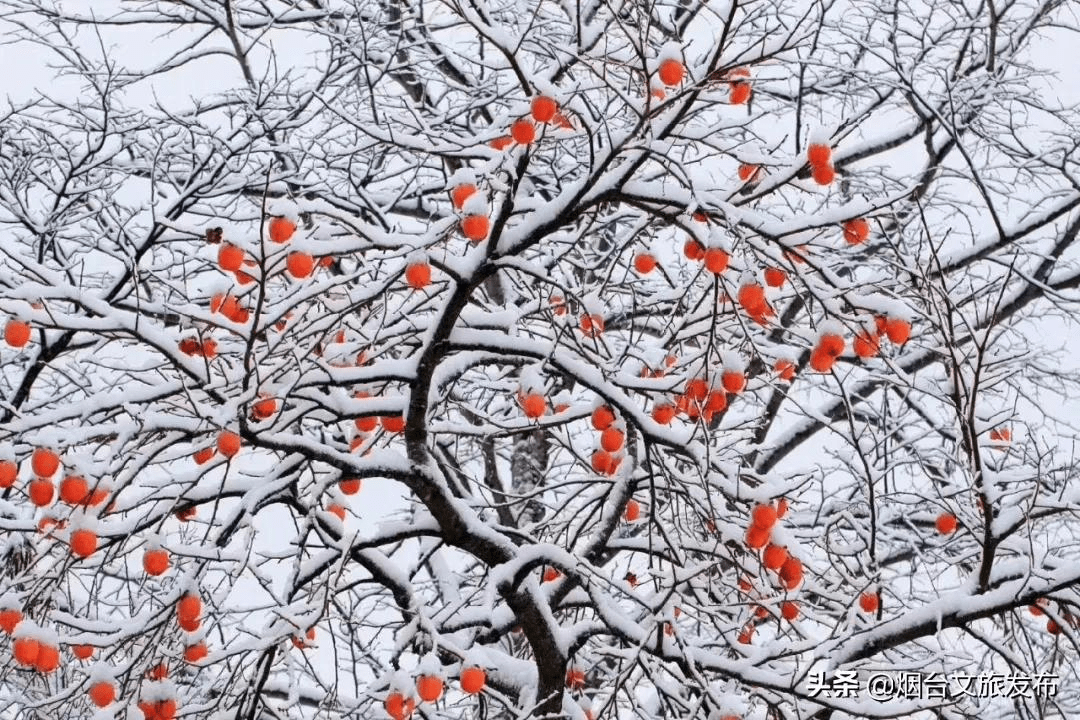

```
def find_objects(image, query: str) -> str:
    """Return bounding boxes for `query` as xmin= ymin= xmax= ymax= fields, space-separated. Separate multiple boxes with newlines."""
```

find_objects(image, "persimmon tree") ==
xmin=1 ymin=1 xmax=1080 ymax=719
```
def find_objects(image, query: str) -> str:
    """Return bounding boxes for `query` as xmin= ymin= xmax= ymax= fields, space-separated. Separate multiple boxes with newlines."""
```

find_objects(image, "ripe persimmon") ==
xmin=177 ymin=594 xmax=201 ymax=626
xmin=31 ymin=448 xmax=60 ymax=478
xmin=89 ymin=681 xmax=116 ymax=708
xmin=859 ymin=591 xmax=879 ymax=614
xmin=778 ymin=556 xmax=804 ymax=589
xmin=543 ymin=567 xmax=562 ymax=583
xmin=511 ymin=119 xmax=536 ymax=144
xmin=843 ymin=218 xmax=870 ymax=245
xmin=705 ymin=389 xmax=728 ymax=414
xmin=721 ymin=370 xmax=746 ymax=394
xmin=684 ymin=377 xmax=708 ymax=404
xmin=745 ymin=525 xmax=770 ymax=549
xmin=684 ymin=237 xmax=705 ymax=261
xmin=252 ymin=397 xmax=277 ymax=421
xmin=853 ymin=330 xmax=879 ymax=359
xmin=461 ymin=215 xmax=489 ymax=242
xmin=268 ymin=216 xmax=296 ymax=243
xmin=703 ymin=247 xmax=729 ymax=274
xmin=70 ymin=529 xmax=98 ymax=557
xmin=381 ymin=415 xmax=406 ymax=433
xmin=489 ymin=136 xmax=513 ymax=151
xmin=4 ymin=319 xmax=31 ymax=348
xmin=460 ymin=666 xmax=486 ymax=694
xmin=37 ymin=516 xmax=62 ymax=534
xmin=811 ymin=164 xmax=835 ymax=185
xmin=339 ymin=478 xmax=362 ymax=495
xmin=531 ymin=96 xmax=558 ymax=123
xmin=776 ymin=498 xmax=789 ymax=518
xmin=807 ymin=143 xmax=831 ymax=166
xmin=633 ymin=253 xmax=657 ymax=274
xmin=658 ymin=58 xmax=685 ymax=86
xmin=809 ymin=347 xmax=836 ymax=373
xmin=405 ymin=261 xmax=432 ymax=290
xmin=763 ymin=543 xmax=789 ymax=571
xmin=291 ymin=627 xmax=317 ymax=649
xmin=71 ymin=644 xmax=94 ymax=659
xmin=28 ymin=478 xmax=54 ymax=507
xmin=34 ymin=643 xmax=60 ymax=673
xmin=384 ymin=692 xmax=415 ymax=720
xmin=935 ymin=512 xmax=957 ymax=534
xmin=774 ymin=359 xmax=796 ymax=382
xmin=624 ymin=498 xmax=640 ymax=522
xmin=451 ymin=183 xmax=477 ymax=209
xmin=989 ymin=427 xmax=1012 ymax=442
xmin=566 ymin=667 xmax=586 ymax=689
xmin=140 ymin=699 xmax=178 ymax=720
xmin=737 ymin=625 xmax=754 ymax=644
xmin=13 ymin=635 xmax=40 ymax=666
xmin=736 ymin=163 xmax=758 ymax=182
xmin=143 ymin=548 xmax=170 ymax=576
xmin=601 ymin=427 xmax=624 ymax=452
xmin=217 ymin=242 xmax=244 ymax=272
xmin=751 ymin=503 xmax=778 ymax=530
xmin=416 ymin=675 xmax=444 ymax=703
xmin=287 ymin=251 xmax=315 ymax=279
xmin=738 ymin=282 xmax=769 ymax=316
xmin=178 ymin=337 xmax=200 ymax=356
xmin=0 ymin=459 xmax=17 ymax=489
xmin=59 ymin=475 xmax=89 ymax=504
xmin=781 ymin=601 xmax=799 ymax=621
xmin=591 ymin=449 xmax=617 ymax=475
xmin=0 ymin=608 xmax=22 ymax=634
xmin=217 ymin=430 xmax=241 ymax=458
xmin=652 ymin=403 xmax=676 ymax=424
xmin=184 ymin=642 xmax=208 ymax=663
xmin=729 ymin=80 xmax=751 ymax=105
xmin=884 ymin=317 xmax=911 ymax=344
xmin=818 ymin=333 xmax=845 ymax=360
xmin=580 ymin=313 xmax=604 ymax=337
xmin=591 ymin=405 xmax=615 ymax=430
xmin=521 ymin=393 xmax=547 ymax=419
xmin=764 ymin=267 xmax=787 ymax=288
xmin=193 ymin=447 xmax=215 ymax=465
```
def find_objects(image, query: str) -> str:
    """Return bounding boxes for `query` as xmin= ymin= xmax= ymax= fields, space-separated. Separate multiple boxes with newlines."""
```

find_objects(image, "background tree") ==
xmin=1 ymin=1 xmax=1079 ymax=719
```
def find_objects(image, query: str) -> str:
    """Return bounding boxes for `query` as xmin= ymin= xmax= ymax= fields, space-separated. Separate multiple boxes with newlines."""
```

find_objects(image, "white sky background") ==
xmin=3 ymin=2 xmax=1080 ymax=719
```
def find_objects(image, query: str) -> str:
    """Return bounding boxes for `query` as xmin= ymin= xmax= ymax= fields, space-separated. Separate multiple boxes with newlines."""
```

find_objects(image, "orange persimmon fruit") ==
xmin=286 ymin=251 xmax=315 ymax=279
xmin=405 ymin=262 xmax=432 ymax=290
xmin=144 ymin=548 xmax=170 ymax=576
xmin=461 ymin=215 xmax=490 ymax=242
xmin=531 ymin=96 xmax=558 ymax=123
xmin=511 ymin=119 xmax=536 ymax=144
xmin=460 ymin=666 xmax=486 ymax=694
xmin=634 ymin=253 xmax=657 ymax=274
xmin=843 ymin=218 xmax=870 ymax=245
xmin=658 ymin=59 xmax=685 ymax=86
xmin=268 ymin=217 xmax=296 ymax=243
xmin=4 ymin=319 xmax=31 ymax=348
